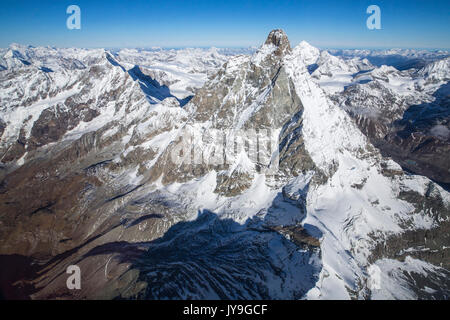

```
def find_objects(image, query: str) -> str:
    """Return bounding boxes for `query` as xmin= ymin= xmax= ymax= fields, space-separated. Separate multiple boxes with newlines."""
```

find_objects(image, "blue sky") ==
xmin=0 ymin=0 xmax=449 ymax=49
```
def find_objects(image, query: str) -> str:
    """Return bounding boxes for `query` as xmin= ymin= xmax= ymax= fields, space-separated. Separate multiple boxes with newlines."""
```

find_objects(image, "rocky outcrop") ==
xmin=264 ymin=29 xmax=291 ymax=57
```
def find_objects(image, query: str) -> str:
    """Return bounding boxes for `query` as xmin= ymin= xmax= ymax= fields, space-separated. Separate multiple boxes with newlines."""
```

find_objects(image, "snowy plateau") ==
xmin=0 ymin=30 xmax=449 ymax=300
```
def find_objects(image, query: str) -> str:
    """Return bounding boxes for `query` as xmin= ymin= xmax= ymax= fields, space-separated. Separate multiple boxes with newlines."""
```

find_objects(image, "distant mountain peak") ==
xmin=298 ymin=40 xmax=314 ymax=49
xmin=291 ymin=40 xmax=320 ymax=66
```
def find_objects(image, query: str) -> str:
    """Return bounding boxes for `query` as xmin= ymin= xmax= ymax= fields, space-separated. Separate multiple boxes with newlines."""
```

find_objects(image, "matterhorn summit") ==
xmin=264 ymin=29 xmax=292 ymax=56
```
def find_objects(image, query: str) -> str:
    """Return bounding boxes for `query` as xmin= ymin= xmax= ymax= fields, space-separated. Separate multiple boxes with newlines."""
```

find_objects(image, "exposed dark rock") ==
xmin=264 ymin=29 xmax=291 ymax=57
xmin=0 ymin=119 xmax=5 ymax=138
xmin=214 ymin=171 xmax=253 ymax=197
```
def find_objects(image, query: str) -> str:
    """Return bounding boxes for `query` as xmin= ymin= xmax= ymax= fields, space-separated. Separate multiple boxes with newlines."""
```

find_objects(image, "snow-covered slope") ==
xmin=0 ymin=45 xmax=239 ymax=166
xmin=310 ymin=51 xmax=373 ymax=94
xmin=319 ymin=47 xmax=450 ymax=185
xmin=114 ymin=47 xmax=231 ymax=99
xmin=417 ymin=56 xmax=450 ymax=81
xmin=284 ymin=46 xmax=450 ymax=298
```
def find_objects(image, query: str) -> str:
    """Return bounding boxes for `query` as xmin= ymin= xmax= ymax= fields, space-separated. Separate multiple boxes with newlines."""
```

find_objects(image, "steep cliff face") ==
xmin=0 ymin=31 xmax=449 ymax=300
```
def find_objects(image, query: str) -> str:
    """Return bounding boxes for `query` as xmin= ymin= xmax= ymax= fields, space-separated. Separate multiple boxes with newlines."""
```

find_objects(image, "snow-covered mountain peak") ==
xmin=7 ymin=43 xmax=29 ymax=55
xmin=264 ymin=29 xmax=291 ymax=54
xmin=292 ymin=40 xmax=321 ymax=66
xmin=250 ymin=29 xmax=292 ymax=67
xmin=376 ymin=64 xmax=398 ymax=73
xmin=418 ymin=56 xmax=450 ymax=81
xmin=4 ymin=48 xmax=22 ymax=59
xmin=298 ymin=40 xmax=315 ymax=50
xmin=316 ymin=50 xmax=359 ymax=73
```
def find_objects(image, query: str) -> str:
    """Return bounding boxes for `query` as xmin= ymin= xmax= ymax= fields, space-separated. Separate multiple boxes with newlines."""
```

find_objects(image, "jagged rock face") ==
xmin=148 ymin=30 xmax=314 ymax=190
xmin=190 ymin=45 xmax=295 ymax=128
xmin=1 ymin=31 xmax=450 ymax=300
xmin=264 ymin=29 xmax=291 ymax=57
xmin=27 ymin=103 xmax=99 ymax=150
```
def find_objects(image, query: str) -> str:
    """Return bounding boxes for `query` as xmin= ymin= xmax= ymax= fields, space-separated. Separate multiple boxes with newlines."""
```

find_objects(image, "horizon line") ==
xmin=5 ymin=42 xmax=450 ymax=52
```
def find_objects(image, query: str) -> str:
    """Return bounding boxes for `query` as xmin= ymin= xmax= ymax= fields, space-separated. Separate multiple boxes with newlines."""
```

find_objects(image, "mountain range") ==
xmin=0 ymin=30 xmax=449 ymax=300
